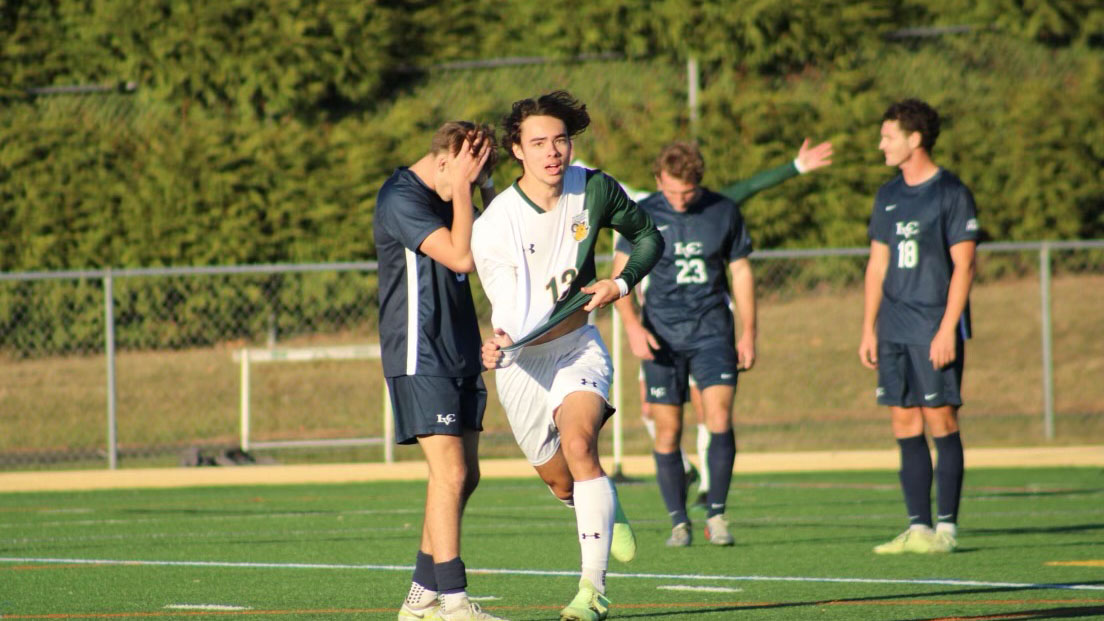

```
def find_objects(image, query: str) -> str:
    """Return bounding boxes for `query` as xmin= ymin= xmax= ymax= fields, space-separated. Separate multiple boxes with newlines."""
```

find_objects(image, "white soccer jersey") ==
xmin=472 ymin=166 xmax=593 ymax=342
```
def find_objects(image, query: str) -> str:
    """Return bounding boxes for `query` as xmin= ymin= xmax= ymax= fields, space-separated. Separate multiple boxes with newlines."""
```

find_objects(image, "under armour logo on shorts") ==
xmin=580 ymin=378 xmax=598 ymax=388
xmin=526 ymin=243 xmax=536 ymax=254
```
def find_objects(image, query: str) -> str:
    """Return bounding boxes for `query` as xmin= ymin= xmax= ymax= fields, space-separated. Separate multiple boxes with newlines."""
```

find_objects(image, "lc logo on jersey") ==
xmin=895 ymin=221 xmax=920 ymax=239
xmin=436 ymin=413 xmax=457 ymax=425
xmin=570 ymin=211 xmax=590 ymax=242
xmin=673 ymin=241 xmax=703 ymax=258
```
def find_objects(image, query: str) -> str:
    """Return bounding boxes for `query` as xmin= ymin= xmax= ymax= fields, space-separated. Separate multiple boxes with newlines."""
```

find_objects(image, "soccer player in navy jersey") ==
xmin=374 ymin=122 xmax=508 ymax=621
xmin=860 ymin=99 xmax=979 ymax=555
xmin=612 ymin=139 xmax=832 ymax=547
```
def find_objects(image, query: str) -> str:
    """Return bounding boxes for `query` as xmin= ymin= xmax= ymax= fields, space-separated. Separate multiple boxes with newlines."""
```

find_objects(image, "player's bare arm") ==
xmin=796 ymin=137 xmax=834 ymax=173
xmin=581 ymin=278 xmax=622 ymax=312
xmin=729 ymin=257 xmax=757 ymax=370
xmin=417 ymin=133 xmax=492 ymax=273
xmin=930 ymin=240 xmax=977 ymax=369
xmin=859 ymin=241 xmax=890 ymax=369
xmin=611 ymin=250 xmax=659 ymax=360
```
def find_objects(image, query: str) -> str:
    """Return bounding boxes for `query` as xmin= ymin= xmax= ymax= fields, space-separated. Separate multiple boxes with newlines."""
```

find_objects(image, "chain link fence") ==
xmin=2 ymin=242 xmax=1101 ymax=470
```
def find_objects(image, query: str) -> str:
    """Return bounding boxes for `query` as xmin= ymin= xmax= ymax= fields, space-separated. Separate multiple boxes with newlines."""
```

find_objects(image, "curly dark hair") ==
xmin=883 ymin=99 xmax=941 ymax=153
xmin=653 ymin=141 xmax=705 ymax=185
xmin=502 ymin=90 xmax=590 ymax=161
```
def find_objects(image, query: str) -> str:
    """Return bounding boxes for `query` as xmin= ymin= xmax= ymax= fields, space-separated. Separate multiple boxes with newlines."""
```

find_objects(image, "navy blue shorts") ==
xmin=386 ymin=374 xmax=486 ymax=444
xmin=642 ymin=341 xmax=739 ymax=405
xmin=876 ymin=339 xmax=965 ymax=408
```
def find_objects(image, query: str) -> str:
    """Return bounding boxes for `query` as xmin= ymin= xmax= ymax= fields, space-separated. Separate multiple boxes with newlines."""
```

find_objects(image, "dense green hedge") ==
xmin=1 ymin=1 xmax=1101 ymax=352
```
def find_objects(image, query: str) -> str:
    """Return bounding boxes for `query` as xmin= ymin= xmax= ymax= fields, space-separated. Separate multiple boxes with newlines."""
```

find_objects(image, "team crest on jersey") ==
xmin=570 ymin=211 xmax=590 ymax=242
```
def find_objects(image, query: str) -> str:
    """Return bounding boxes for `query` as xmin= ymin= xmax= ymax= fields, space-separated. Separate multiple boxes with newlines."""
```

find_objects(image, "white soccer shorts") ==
xmin=494 ymin=324 xmax=612 ymax=466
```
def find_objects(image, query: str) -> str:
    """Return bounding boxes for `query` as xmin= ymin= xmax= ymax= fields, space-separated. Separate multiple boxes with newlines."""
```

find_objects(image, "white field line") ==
xmin=165 ymin=604 xmax=252 ymax=611
xmin=658 ymin=585 xmax=743 ymax=593
xmin=2 ymin=556 xmax=1104 ymax=592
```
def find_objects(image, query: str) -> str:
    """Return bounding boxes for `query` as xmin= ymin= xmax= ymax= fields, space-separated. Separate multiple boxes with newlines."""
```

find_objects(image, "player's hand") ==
xmin=796 ymin=138 xmax=833 ymax=173
xmin=858 ymin=332 xmax=878 ymax=369
xmin=929 ymin=328 xmax=956 ymax=370
xmin=582 ymin=279 xmax=621 ymax=311
xmin=449 ymin=130 xmax=493 ymax=190
xmin=625 ymin=323 xmax=659 ymax=361
xmin=736 ymin=333 xmax=756 ymax=371
xmin=481 ymin=328 xmax=514 ymax=370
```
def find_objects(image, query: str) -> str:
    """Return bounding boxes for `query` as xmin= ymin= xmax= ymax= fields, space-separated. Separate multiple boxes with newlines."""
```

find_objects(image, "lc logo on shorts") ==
xmin=649 ymin=386 xmax=667 ymax=399
xmin=436 ymin=413 xmax=457 ymax=425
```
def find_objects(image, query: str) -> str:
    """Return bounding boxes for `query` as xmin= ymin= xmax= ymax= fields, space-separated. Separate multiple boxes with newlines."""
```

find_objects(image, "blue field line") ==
xmin=2 ymin=556 xmax=1103 ymax=592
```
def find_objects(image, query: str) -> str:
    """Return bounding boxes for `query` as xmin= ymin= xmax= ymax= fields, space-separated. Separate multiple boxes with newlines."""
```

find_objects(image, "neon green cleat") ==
xmin=873 ymin=527 xmax=938 ymax=554
xmin=560 ymin=578 xmax=610 ymax=621
xmin=439 ymin=598 xmax=510 ymax=621
xmin=610 ymin=499 xmax=636 ymax=563
xmin=930 ymin=530 xmax=958 ymax=553
xmin=398 ymin=601 xmax=442 ymax=621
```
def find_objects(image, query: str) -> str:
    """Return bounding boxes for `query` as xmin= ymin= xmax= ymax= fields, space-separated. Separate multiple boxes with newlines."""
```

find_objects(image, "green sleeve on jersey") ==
xmin=717 ymin=160 xmax=799 ymax=204
xmin=585 ymin=171 xmax=663 ymax=290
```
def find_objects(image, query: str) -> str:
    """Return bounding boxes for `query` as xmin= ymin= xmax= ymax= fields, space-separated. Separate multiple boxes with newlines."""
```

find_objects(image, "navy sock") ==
xmin=898 ymin=434 xmax=933 ymax=527
xmin=705 ymin=430 xmax=735 ymax=518
xmin=413 ymin=550 xmax=437 ymax=590
xmin=434 ymin=557 xmax=466 ymax=594
xmin=654 ymin=450 xmax=689 ymax=526
xmin=934 ymin=431 xmax=964 ymax=524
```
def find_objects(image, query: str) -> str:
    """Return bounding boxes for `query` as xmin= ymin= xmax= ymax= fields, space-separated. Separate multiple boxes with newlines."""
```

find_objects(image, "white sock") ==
xmin=404 ymin=582 xmax=438 ymax=609
xmin=936 ymin=522 xmax=957 ymax=537
xmin=642 ymin=417 xmax=656 ymax=440
xmin=573 ymin=476 xmax=615 ymax=594
xmin=440 ymin=591 xmax=469 ymax=612
xmin=696 ymin=423 xmax=711 ymax=492
xmin=681 ymin=452 xmax=693 ymax=474
xmin=548 ymin=485 xmax=575 ymax=509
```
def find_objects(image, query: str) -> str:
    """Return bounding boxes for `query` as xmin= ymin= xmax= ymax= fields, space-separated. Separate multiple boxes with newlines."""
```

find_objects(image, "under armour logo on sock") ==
xmin=580 ymin=532 xmax=601 ymax=540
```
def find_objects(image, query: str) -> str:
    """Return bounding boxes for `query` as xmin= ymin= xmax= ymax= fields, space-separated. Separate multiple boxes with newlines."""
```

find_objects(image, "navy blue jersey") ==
xmin=868 ymin=168 xmax=980 ymax=345
xmin=616 ymin=189 xmax=752 ymax=351
xmin=374 ymin=167 xmax=482 ymax=378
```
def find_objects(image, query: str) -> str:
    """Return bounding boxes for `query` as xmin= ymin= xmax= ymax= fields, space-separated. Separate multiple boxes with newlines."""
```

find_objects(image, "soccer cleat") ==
xmin=560 ymin=578 xmax=610 ymax=621
xmin=610 ymin=500 xmax=637 ymax=563
xmin=704 ymin=514 xmax=734 ymax=546
xmin=930 ymin=530 xmax=958 ymax=553
xmin=689 ymin=491 xmax=709 ymax=514
xmin=873 ymin=527 xmax=938 ymax=555
xmin=438 ymin=597 xmax=509 ymax=621
xmin=399 ymin=601 xmax=442 ymax=620
xmin=666 ymin=522 xmax=691 ymax=547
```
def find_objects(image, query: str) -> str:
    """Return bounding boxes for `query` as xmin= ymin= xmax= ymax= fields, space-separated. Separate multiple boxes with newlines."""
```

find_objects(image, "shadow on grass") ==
xmin=602 ymin=581 xmax=1104 ymax=620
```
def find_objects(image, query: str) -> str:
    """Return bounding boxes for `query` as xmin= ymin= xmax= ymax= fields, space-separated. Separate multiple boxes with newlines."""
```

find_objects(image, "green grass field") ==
xmin=3 ymin=466 xmax=1103 ymax=619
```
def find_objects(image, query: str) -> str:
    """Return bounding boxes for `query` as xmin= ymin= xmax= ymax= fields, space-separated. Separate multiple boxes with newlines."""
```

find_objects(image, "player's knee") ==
xmin=560 ymin=434 xmax=597 ymax=463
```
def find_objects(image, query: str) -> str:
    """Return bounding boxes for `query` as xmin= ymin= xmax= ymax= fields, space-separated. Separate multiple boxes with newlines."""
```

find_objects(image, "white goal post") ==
xmin=232 ymin=344 xmax=394 ymax=463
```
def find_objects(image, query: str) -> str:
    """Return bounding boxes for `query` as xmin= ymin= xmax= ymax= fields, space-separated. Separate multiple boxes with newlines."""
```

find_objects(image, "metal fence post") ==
xmin=1039 ymin=242 xmax=1054 ymax=440
xmin=103 ymin=271 xmax=118 ymax=469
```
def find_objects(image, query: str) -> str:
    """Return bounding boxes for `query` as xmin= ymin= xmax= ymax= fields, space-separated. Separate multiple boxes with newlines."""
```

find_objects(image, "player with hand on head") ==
xmin=612 ymin=138 xmax=832 ymax=548
xmin=860 ymin=99 xmax=978 ymax=555
xmin=472 ymin=91 xmax=663 ymax=621
xmin=374 ymin=122 xmax=508 ymax=621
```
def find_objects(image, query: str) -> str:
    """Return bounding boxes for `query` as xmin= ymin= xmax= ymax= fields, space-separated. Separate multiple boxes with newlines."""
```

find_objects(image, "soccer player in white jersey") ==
xmin=472 ymin=91 xmax=663 ymax=621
